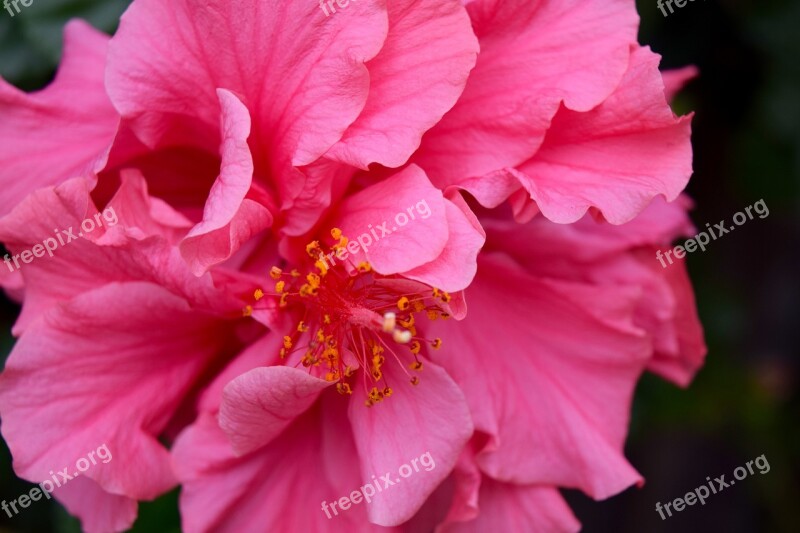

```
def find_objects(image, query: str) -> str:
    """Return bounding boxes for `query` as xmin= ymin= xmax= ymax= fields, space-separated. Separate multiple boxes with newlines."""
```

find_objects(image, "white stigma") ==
xmin=382 ymin=312 xmax=396 ymax=333
xmin=392 ymin=329 xmax=412 ymax=344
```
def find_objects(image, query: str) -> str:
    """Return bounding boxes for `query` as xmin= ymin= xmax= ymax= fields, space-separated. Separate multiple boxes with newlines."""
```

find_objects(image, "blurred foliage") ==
xmin=1 ymin=0 xmax=798 ymax=531
xmin=0 ymin=0 xmax=129 ymax=90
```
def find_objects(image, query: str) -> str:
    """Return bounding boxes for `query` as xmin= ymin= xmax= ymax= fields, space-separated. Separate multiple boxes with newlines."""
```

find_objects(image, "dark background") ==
xmin=1 ymin=0 xmax=798 ymax=531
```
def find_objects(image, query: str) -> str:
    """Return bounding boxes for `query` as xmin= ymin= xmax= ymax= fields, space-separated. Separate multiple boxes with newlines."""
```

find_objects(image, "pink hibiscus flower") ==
xmin=0 ymin=0 xmax=705 ymax=532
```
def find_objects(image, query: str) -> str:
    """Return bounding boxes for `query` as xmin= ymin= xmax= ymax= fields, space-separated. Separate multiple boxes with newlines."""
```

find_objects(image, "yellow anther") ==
xmin=297 ymin=321 xmax=309 ymax=332
xmin=306 ymin=241 xmax=321 ymax=257
xmin=290 ymin=269 xmax=300 ymax=278
xmin=383 ymin=387 xmax=393 ymax=398
xmin=410 ymin=376 xmax=420 ymax=386
xmin=331 ymin=228 xmax=343 ymax=240
xmin=413 ymin=301 xmax=425 ymax=312
xmin=432 ymin=288 xmax=441 ymax=298
xmin=242 ymin=305 xmax=253 ymax=317
xmin=275 ymin=280 xmax=286 ymax=294
xmin=427 ymin=310 xmax=438 ymax=321
xmin=344 ymin=366 xmax=355 ymax=377
xmin=440 ymin=291 xmax=451 ymax=303
xmin=399 ymin=314 xmax=415 ymax=328
xmin=336 ymin=383 xmax=353 ymax=395
xmin=316 ymin=329 xmax=325 ymax=342
xmin=307 ymin=273 xmax=321 ymax=288
xmin=323 ymin=314 xmax=332 ymax=325
xmin=323 ymin=348 xmax=339 ymax=363
xmin=325 ymin=372 xmax=338 ymax=382
xmin=279 ymin=348 xmax=286 ymax=358
xmin=357 ymin=262 xmax=372 ymax=273
xmin=409 ymin=340 xmax=421 ymax=355
xmin=315 ymin=260 xmax=329 ymax=276
xmin=283 ymin=336 xmax=293 ymax=350
xmin=371 ymin=369 xmax=382 ymax=381
xmin=409 ymin=361 xmax=423 ymax=371
xmin=441 ymin=312 xmax=451 ymax=320
xmin=279 ymin=293 xmax=289 ymax=307
xmin=269 ymin=267 xmax=282 ymax=280
xmin=431 ymin=338 xmax=442 ymax=350
xmin=397 ymin=297 xmax=410 ymax=311
xmin=369 ymin=387 xmax=384 ymax=403
xmin=253 ymin=288 xmax=264 ymax=301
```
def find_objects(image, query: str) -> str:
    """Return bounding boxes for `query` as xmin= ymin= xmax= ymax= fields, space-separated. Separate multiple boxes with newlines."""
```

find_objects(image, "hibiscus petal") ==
xmin=107 ymin=0 xmax=389 ymax=206
xmin=0 ymin=20 xmax=118 ymax=218
xmin=483 ymin=200 xmax=706 ymax=386
xmin=332 ymin=165 xmax=449 ymax=274
xmin=180 ymin=90 xmax=273 ymax=275
xmin=348 ymin=361 xmax=473 ymax=526
xmin=413 ymin=0 xmax=638 ymax=186
xmin=662 ymin=65 xmax=699 ymax=101
xmin=109 ymin=170 xmax=193 ymax=244
xmin=0 ymin=282 xmax=233 ymax=500
xmin=175 ymin=404 xmax=388 ymax=532
xmin=511 ymin=46 xmax=694 ymax=224
xmin=429 ymin=254 xmax=648 ymax=499
xmin=0 ymin=177 xmax=240 ymax=334
xmin=219 ymin=366 xmax=333 ymax=456
xmin=326 ymin=0 xmax=478 ymax=169
xmin=51 ymin=476 xmax=138 ymax=533
xmin=440 ymin=479 xmax=580 ymax=533
xmin=403 ymin=191 xmax=485 ymax=292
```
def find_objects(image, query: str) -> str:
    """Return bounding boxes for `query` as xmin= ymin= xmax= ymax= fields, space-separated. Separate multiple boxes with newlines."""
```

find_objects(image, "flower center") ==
xmin=244 ymin=229 xmax=450 ymax=407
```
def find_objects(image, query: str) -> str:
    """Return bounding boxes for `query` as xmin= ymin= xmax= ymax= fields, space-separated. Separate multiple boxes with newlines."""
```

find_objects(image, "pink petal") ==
xmin=281 ymin=159 xmax=357 ymax=237
xmin=413 ymin=0 xmax=638 ymax=186
xmin=0 ymin=178 xmax=240 ymax=335
xmin=662 ymin=65 xmax=699 ymax=101
xmin=0 ymin=20 xmax=118 ymax=218
xmin=109 ymin=170 xmax=193 ymax=244
xmin=174 ymin=404 xmax=389 ymax=532
xmin=180 ymin=90 xmax=273 ymax=275
xmin=403 ymin=191 xmax=485 ymax=292
xmin=107 ymin=0 xmax=388 ymax=209
xmin=326 ymin=0 xmax=478 ymax=169
xmin=429 ymin=254 xmax=648 ymax=499
xmin=348 ymin=361 xmax=473 ymax=526
xmin=484 ymin=199 xmax=706 ymax=386
xmin=52 ymin=476 xmax=138 ymax=533
xmin=441 ymin=480 xmax=580 ymax=533
xmin=645 ymin=259 xmax=706 ymax=386
xmin=511 ymin=46 xmax=694 ymax=224
xmin=332 ymin=165 xmax=449 ymax=274
xmin=0 ymin=282 xmax=233 ymax=500
xmin=219 ymin=366 xmax=333 ymax=455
